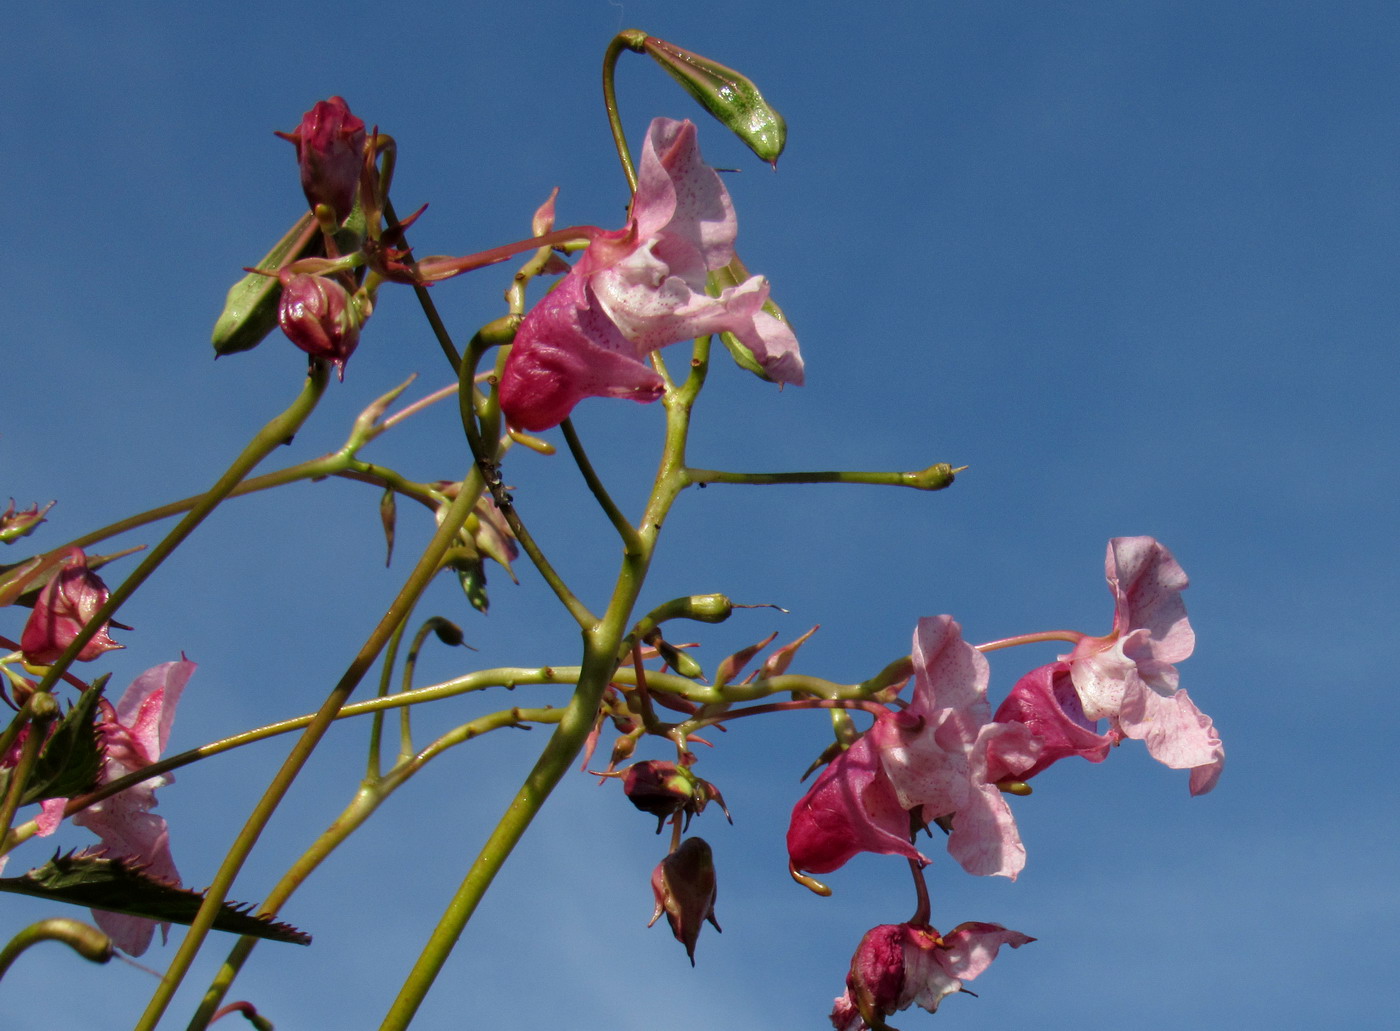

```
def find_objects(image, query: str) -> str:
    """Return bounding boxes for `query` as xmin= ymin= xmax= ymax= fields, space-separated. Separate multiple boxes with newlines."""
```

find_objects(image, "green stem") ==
xmin=458 ymin=327 xmax=596 ymax=631
xmin=377 ymin=329 xmax=701 ymax=1031
xmin=560 ymin=418 xmax=639 ymax=549
xmin=684 ymin=462 xmax=958 ymax=491
xmin=0 ymin=693 xmax=56 ymax=849
xmin=34 ymin=365 xmax=329 ymax=697
xmin=602 ymin=30 xmax=649 ymax=193
xmin=0 ymin=918 xmax=112 ymax=979
xmin=132 ymin=465 xmax=487 ymax=1031
xmin=185 ymin=707 xmax=562 ymax=1030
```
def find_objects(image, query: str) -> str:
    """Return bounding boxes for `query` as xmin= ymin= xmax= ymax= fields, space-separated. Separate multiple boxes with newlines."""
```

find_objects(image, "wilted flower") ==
xmin=20 ymin=548 xmax=123 ymax=666
xmin=277 ymin=96 xmax=366 ymax=224
xmin=649 ymin=836 xmax=721 ymax=964
xmin=277 ymin=270 xmax=366 ymax=378
xmin=73 ymin=658 xmax=195 ymax=955
xmin=1065 ymin=537 xmax=1223 ymax=794
xmin=498 ymin=117 xmax=803 ymax=431
xmin=831 ymin=920 xmax=1034 ymax=1030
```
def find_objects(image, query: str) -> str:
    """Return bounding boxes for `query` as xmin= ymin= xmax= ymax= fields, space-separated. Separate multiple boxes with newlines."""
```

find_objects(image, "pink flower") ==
xmin=498 ymin=117 xmax=803 ymax=431
xmin=985 ymin=660 xmax=1113 ymax=784
xmin=278 ymin=96 xmax=366 ymax=224
xmin=73 ymin=658 xmax=195 ymax=956
xmin=1066 ymin=537 xmax=1223 ymax=794
xmin=788 ymin=617 xmax=1032 ymax=881
xmin=20 ymin=547 xmax=123 ymax=665
xmin=830 ymin=920 xmax=1035 ymax=1030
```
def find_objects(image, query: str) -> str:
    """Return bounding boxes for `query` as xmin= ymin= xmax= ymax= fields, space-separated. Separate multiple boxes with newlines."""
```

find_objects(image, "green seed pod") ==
xmin=641 ymin=36 xmax=786 ymax=166
xmin=210 ymin=211 xmax=319 ymax=356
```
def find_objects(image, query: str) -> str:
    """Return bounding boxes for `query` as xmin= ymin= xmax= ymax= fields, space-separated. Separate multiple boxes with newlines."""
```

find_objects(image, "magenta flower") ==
xmin=73 ymin=658 xmax=195 ymax=955
xmin=830 ymin=920 xmax=1035 ymax=1030
xmin=985 ymin=660 xmax=1112 ymax=785
xmin=498 ymin=117 xmax=803 ymax=431
xmin=1066 ymin=536 xmax=1223 ymax=794
xmin=20 ymin=547 xmax=123 ymax=666
xmin=788 ymin=617 xmax=1032 ymax=881
xmin=278 ymin=96 xmax=366 ymax=224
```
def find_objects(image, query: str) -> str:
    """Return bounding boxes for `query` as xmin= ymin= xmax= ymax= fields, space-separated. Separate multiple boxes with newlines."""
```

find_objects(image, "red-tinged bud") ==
xmin=1 ymin=499 xmax=54 ymax=543
xmin=277 ymin=97 xmax=367 ymax=224
xmin=276 ymin=271 xmax=366 ymax=379
xmin=623 ymin=761 xmax=732 ymax=832
xmin=20 ymin=548 xmax=123 ymax=665
xmin=648 ymin=837 xmax=721 ymax=965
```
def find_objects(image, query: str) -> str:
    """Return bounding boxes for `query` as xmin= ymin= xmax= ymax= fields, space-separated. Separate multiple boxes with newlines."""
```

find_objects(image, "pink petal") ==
xmin=989 ymin=661 xmax=1111 ymax=782
xmin=1107 ymin=536 xmax=1194 ymax=664
xmin=947 ymin=723 xmax=1031 ymax=879
xmin=936 ymin=921 xmax=1036 ymax=982
xmin=787 ymin=732 xmax=929 ymax=875
xmin=1117 ymin=683 xmax=1224 ymax=793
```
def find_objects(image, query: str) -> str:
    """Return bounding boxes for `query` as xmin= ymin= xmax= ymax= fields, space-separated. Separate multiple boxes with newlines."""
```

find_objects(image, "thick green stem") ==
xmin=35 ymin=365 xmax=330 ymax=697
xmin=132 ymin=465 xmax=487 ymax=1031
xmin=185 ymin=707 xmax=562 ymax=1030
xmin=377 ymin=334 xmax=699 ymax=1030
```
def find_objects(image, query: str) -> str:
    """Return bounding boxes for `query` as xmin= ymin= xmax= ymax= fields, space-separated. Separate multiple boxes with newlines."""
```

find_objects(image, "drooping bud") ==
xmin=622 ymin=760 xmax=731 ymax=832
xmin=20 ymin=548 xmax=124 ymax=665
xmin=1 ymin=499 xmax=54 ymax=543
xmin=277 ymin=97 xmax=367 ymax=225
xmin=276 ymin=271 xmax=366 ymax=379
xmin=640 ymin=37 xmax=787 ymax=166
xmin=648 ymin=837 xmax=721 ymax=965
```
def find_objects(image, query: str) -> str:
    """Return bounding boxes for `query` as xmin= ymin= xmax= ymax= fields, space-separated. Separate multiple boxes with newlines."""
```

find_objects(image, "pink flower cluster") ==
xmin=787 ymin=537 xmax=1222 ymax=1028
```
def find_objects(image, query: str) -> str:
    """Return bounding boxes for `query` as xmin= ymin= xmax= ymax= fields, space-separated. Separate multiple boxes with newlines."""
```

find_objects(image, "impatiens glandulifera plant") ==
xmin=0 ymin=28 xmax=1224 ymax=1031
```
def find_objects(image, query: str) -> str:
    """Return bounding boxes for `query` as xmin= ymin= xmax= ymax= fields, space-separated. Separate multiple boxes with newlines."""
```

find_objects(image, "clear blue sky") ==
xmin=3 ymin=2 xmax=1396 ymax=1028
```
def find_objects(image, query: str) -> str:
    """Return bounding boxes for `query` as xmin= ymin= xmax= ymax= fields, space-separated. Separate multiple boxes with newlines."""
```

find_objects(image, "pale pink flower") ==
xmin=73 ymin=658 xmax=195 ymax=955
xmin=498 ymin=117 xmax=803 ymax=431
xmin=1066 ymin=537 xmax=1223 ymax=794
xmin=830 ymin=920 xmax=1035 ymax=1030
xmin=787 ymin=617 xmax=1032 ymax=881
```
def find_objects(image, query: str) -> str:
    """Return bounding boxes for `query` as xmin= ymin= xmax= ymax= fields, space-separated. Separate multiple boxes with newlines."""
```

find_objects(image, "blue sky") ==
xmin=2 ymin=1 xmax=1397 ymax=1028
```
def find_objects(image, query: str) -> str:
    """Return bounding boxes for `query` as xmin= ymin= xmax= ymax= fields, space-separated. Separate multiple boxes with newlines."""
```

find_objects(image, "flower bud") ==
xmin=277 ymin=97 xmax=367 ymax=225
xmin=648 ymin=837 xmax=721 ymax=965
xmin=622 ymin=760 xmax=730 ymax=832
xmin=1 ymin=499 xmax=54 ymax=543
xmin=640 ymin=37 xmax=787 ymax=165
xmin=20 ymin=548 xmax=123 ymax=665
xmin=277 ymin=271 xmax=365 ymax=379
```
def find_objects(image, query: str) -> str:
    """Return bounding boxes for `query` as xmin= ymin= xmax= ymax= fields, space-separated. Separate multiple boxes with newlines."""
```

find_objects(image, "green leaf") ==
xmin=0 ymin=853 xmax=311 ymax=945
xmin=19 ymin=675 xmax=108 ymax=806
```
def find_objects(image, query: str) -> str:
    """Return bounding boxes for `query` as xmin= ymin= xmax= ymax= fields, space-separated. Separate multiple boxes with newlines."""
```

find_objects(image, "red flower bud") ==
xmin=20 ymin=548 xmax=123 ymax=665
xmin=623 ymin=760 xmax=731 ymax=832
xmin=648 ymin=837 xmax=721 ymax=965
xmin=278 ymin=96 xmax=366 ymax=224
xmin=277 ymin=271 xmax=365 ymax=378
